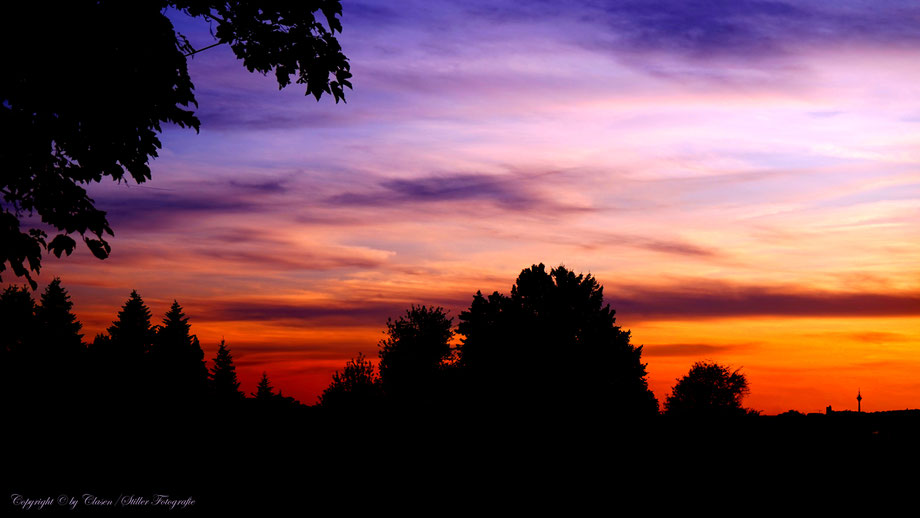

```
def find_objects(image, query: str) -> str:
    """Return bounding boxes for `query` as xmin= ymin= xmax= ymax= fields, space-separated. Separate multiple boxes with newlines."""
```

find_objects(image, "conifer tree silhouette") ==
xmin=91 ymin=290 xmax=155 ymax=403
xmin=253 ymin=372 xmax=276 ymax=401
xmin=250 ymin=372 xmax=302 ymax=409
xmin=151 ymin=301 xmax=209 ymax=404
xmin=35 ymin=278 xmax=84 ymax=403
xmin=36 ymin=278 xmax=83 ymax=358
xmin=210 ymin=339 xmax=244 ymax=403
xmin=105 ymin=290 xmax=155 ymax=361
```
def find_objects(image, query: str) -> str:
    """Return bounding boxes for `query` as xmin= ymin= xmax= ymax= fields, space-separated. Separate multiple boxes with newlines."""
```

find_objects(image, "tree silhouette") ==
xmin=664 ymin=361 xmax=751 ymax=417
xmin=33 ymin=279 xmax=85 ymax=403
xmin=36 ymin=278 xmax=84 ymax=358
xmin=103 ymin=290 xmax=155 ymax=361
xmin=253 ymin=372 xmax=276 ymax=401
xmin=89 ymin=290 xmax=155 ymax=402
xmin=210 ymin=339 xmax=244 ymax=403
xmin=319 ymin=353 xmax=382 ymax=409
xmin=378 ymin=306 xmax=454 ymax=407
xmin=457 ymin=264 xmax=659 ymax=416
xmin=251 ymin=372 xmax=302 ymax=409
xmin=150 ymin=301 xmax=209 ymax=403
xmin=1 ymin=2 xmax=351 ymax=287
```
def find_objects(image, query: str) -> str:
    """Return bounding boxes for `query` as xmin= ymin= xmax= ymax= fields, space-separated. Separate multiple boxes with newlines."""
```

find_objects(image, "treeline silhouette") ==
xmin=2 ymin=264 xmax=669 ymax=419
xmin=4 ymin=265 xmax=919 ymax=512
xmin=1 ymin=280 xmax=298 ymax=414
xmin=3 ymin=264 xmax=913 ymax=426
xmin=318 ymin=264 xmax=662 ymax=419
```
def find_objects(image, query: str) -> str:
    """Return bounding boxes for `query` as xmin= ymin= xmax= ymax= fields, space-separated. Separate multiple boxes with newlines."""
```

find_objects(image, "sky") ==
xmin=21 ymin=0 xmax=920 ymax=414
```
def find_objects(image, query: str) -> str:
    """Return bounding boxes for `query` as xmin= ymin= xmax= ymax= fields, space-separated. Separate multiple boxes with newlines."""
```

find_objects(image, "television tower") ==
xmin=857 ymin=389 xmax=862 ymax=413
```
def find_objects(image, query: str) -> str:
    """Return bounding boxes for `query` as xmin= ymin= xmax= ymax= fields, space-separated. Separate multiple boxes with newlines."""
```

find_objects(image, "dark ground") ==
xmin=6 ymin=407 xmax=920 ymax=514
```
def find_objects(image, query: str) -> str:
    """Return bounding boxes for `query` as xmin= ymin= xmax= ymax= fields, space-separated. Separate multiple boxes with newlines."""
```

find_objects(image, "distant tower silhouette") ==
xmin=857 ymin=390 xmax=862 ymax=413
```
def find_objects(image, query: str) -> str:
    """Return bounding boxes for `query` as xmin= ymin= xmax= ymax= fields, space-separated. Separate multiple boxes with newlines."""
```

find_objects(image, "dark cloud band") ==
xmin=610 ymin=285 xmax=920 ymax=320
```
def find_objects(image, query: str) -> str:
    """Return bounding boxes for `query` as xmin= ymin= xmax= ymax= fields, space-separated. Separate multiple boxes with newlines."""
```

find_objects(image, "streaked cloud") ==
xmin=610 ymin=284 xmax=920 ymax=320
xmin=642 ymin=342 xmax=756 ymax=357
xmin=326 ymin=171 xmax=594 ymax=214
xmin=192 ymin=299 xmax=399 ymax=325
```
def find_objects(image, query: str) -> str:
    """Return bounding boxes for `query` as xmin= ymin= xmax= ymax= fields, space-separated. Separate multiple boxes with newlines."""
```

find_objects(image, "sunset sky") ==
xmin=21 ymin=0 xmax=920 ymax=414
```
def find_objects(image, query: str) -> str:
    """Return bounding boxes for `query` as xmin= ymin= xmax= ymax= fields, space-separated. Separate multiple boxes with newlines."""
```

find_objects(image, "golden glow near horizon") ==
xmin=10 ymin=4 xmax=920 ymax=413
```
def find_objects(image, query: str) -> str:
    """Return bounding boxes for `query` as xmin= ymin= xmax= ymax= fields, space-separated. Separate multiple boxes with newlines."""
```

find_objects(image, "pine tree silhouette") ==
xmin=151 ymin=301 xmax=209 ymax=405
xmin=210 ymin=339 xmax=244 ymax=404
xmin=105 ymin=290 xmax=154 ymax=360
xmin=253 ymin=372 xmax=275 ymax=400
xmin=35 ymin=278 xmax=85 ymax=404
xmin=37 ymin=278 xmax=83 ymax=358
xmin=90 ymin=290 xmax=155 ymax=404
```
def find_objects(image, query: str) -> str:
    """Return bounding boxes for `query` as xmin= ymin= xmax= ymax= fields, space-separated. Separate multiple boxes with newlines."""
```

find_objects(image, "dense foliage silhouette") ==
xmin=0 ymin=1 xmax=351 ymax=288
xmin=377 ymin=305 xmax=454 ymax=408
xmin=458 ymin=264 xmax=659 ymax=416
xmin=319 ymin=352 xmax=382 ymax=409
xmin=664 ymin=360 xmax=752 ymax=416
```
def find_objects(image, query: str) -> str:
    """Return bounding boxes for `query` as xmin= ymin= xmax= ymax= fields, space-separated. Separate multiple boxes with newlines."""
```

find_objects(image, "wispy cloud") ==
xmin=191 ymin=299 xmax=404 ymax=326
xmin=808 ymin=331 xmax=913 ymax=344
xmin=190 ymin=248 xmax=391 ymax=272
xmin=326 ymin=171 xmax=595 ymax=213
xmin=580 ymin=232 xmax=718 ymax=258
xmin=642 ymin=342 xmax=756 ymax=357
